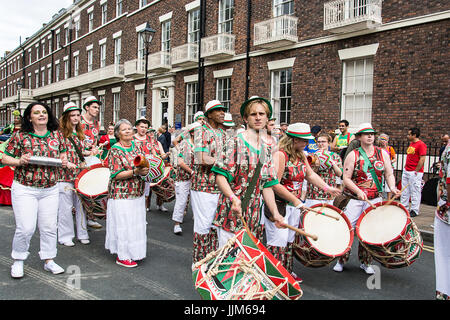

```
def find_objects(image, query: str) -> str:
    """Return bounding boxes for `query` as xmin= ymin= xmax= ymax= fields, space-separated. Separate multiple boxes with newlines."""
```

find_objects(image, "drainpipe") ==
xmin=245 ymin=0 xmax=252 ymax=100
xmin=198 ymin=0 xmax=206 ymax=109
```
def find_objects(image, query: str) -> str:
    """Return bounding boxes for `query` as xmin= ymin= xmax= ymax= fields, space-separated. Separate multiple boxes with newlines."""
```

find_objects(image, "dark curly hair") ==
xmin=21 ymin=102 xmax=59 ymax=133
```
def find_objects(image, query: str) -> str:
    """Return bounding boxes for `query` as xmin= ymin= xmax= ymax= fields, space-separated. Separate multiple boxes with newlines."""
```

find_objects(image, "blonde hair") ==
xmin=278 ymin=134 xmax=306 ymax=163
xmin=242 ymin=100 xmax=271 ymax=119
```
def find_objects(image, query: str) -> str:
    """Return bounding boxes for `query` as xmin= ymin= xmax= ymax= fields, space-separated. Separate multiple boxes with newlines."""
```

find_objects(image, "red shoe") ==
xmin=291 ymin=272 xmax=303 ymax=284
xmin=116 ymin=258 xmax=137 ymax=268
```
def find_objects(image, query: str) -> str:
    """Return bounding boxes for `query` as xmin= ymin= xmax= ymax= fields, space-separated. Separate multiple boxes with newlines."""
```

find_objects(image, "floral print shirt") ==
xmin=191 ymin=123 xmax=226 ymax=194
xmin=108 ymin=141 xmax=146 ymax=199
xmin=437 ymin=144 xmax=450 ymax=224
xmin=80 ymin=116 xmax=100 ymax=147
xmin=59 ymin=132 xmax=84 ymax=182
xmin=212 ymin=133 xmax=278 ymax=235
xmin=307 ymin=151 xmax=342 ymax=200
xmin=5 ymin=130 xmax=67 ymax=188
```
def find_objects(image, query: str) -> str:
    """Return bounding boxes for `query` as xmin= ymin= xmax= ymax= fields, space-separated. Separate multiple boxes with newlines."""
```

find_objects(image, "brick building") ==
xmin=0 ymin=0 xmax=448 ymax=143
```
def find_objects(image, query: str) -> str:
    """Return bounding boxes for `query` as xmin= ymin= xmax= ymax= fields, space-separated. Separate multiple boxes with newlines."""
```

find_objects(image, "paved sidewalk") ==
xmin=413 ymin=203 xmax=436 ymax=244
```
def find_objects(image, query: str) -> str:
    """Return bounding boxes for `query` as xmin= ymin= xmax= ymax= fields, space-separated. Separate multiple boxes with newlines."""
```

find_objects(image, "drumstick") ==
xmin=364 ymin=199 xmax=376 ymax=209
xmin=385 ymin=183 xmax=410 ymax=206
xmin=281 ymin=223 xmax=318 ymax=241
xmin=303 ymin=206 xmax=340 ymax=221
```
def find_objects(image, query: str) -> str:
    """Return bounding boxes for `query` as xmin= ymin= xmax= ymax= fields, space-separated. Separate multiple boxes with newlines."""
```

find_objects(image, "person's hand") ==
xmin=230 ymin=196 xmax=242 ymax=218
xmin=327 ymin=186 xmax=342 ymax=197
xmin=357 ymin=190 xmax=368 ymax=201
xmin=135 ymin=166 xmax=149 ymax=177
xmin=273 ymin=212 xmax=286 ymax=229
xmin=19 ymin=153 xmax=31 ymax=166
xmin=390 ymin=187 xmax=401 ymax=199
xmin=67 ymin=162 xmax=77 ymax=170
xmin=60 ymin=154 xmax=68 ymax=168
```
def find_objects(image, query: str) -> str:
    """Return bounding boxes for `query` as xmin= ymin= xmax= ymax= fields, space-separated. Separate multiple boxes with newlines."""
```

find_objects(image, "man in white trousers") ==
xmin=400 ymin=127 xmax=427 ymax=217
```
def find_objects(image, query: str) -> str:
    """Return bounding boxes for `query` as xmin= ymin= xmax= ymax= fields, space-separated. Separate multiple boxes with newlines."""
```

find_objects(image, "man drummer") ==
xmin=190 ymin=100 xmax=227 ymax=265
xmin=81 ymin=96 xmax=102 ymax=229
xmin=333 ymin=123 xmax=400 ymax=274
xmin=133 ymin=117 xmax=158 ymax=212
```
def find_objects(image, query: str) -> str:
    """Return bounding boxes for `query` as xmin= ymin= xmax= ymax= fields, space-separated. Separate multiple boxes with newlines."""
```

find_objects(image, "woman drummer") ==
xmin=333 ymin=123 xmax=400 ymax=274
xmin=57 ymin=102 xmax=93 ymax=247
xmin=1 ymin=102 xmax=68 ymax=278
xmin=264 ymin=123 xmax=341 ymax=282
xmin=105 ymin=119 xmax=149 ymax=268
xmin=305 ymin=133 xmax=343 ymax=207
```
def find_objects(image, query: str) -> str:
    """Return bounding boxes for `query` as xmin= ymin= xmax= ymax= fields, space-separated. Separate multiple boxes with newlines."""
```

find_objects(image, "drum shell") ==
xmin=150 ymin=166 xmax=175 ymax=203
xmin=294 ymin=203 xmax=354 ymax=268
xmin=192 ymin=229 xmax=302 ymax=300
xmin=74 ymin=163 xmax=110 ymax=219
xmin=356 ymin=201 xmax=423 ymax=268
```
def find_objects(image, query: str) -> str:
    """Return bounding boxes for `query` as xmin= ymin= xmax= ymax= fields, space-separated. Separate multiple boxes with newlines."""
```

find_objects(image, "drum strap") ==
xmin=68 ymin=136 xmax=86 ymax=165
xmin=241 ymin=160 xmax=263 ymax=212
xmin=358 ymin=147 xmax=383 ymax=193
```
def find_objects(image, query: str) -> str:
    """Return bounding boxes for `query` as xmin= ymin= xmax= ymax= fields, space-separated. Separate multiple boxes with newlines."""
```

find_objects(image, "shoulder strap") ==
xmin=241 ymin=159 xmax=263 ymax=213
xmin=67 ymin=135 xmax=86 ymax=163
xmin=358 ymin=147 xmax=383 ymax=192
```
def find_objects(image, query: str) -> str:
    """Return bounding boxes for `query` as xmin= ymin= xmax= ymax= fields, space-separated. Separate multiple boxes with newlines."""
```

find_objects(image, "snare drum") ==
xmin=294 ymin=204 xmax=354 ymax=268
xmin=193 ymin=229 xmax=303 ymax=300
xmin=356 ymin=201 xmax=423 ymax=268
xmin=150 ymin=165 xmax=175 ymax=203
xmin=75 ymin=163 xmax=110 ymax=219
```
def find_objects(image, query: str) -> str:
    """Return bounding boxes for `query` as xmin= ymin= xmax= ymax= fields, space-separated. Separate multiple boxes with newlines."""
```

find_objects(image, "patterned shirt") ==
xmin=59 ymin=132 xmax=84 ymax=182
xmin=344 ymin=147 xmax=384 ymax=200
xmin=108 ymin=141 xmax=146 ymax=199
xmin=212 ymin=133 xmax=278 ymax=235
xmin=133 ymin=134 xmax=157 ymax=156
xmin=307 ymin=151 xmax=342 ymax=200
xmin=80 ymin=115 xmax=100 ymax=147
xmin=437 ymin=144 xmax=450 ymax=224
xmin=279 ymin=149 xmax=307 ymax=200
xmin=191 ymin=123 xmax=226 ymax=193
xmin=5 ymin=130 xmax=67 ymax=188
xmin=176 ymin=138 xmax=194 ymax=182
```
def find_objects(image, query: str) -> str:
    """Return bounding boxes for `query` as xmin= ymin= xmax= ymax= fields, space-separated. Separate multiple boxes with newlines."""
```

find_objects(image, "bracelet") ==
xmin=229 ymin=194 xmax=236 ymax=202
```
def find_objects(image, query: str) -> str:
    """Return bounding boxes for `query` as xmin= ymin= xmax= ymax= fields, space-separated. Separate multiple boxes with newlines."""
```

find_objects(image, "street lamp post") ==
xmin=16 ymin=80 xmax=22 ymax=112
xmin=139 ymin=23 xmax=155 ymax=120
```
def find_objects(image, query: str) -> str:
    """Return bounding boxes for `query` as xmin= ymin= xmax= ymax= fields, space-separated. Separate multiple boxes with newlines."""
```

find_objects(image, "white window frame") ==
xmin=88 ymin=12 xmax=94 ymax=32
xmin=186 ymin=82 xmax=199 ymax=125
xmin=87 ymin=49 xmax=93 ymax=72
xmin=116 ymin=0 xmax=123 ymax=17
xmin=64 ymin=60 xmax=69 ymax=80
xmin=101 ymin=3 xmax=108 ymax=25
xmin=100 ymin=43 xmax=107 ymax=68
xmin=113 ymin=92 xmax=121 ymax=123
xmin=187 ymin=9 xmax=200 ymax=44
xmin=218 ymin=0 xmax=234 ymax=34
xmin=55 ymin=62 xmax=60 ymax=82
xmin=136 ymin=89 xmax=146 ymax=119
xmin=270 ymin=68 xmax=292 ymax=125
xmin=216 ymin=77 xmax=231 ymax=110
xmin=74 ymin=55 xmax=79 ymax=76
xmin=161 ymin=20 xmax=171 ymax=53
xmin=114 ymin=37 xmax=121 ymax=65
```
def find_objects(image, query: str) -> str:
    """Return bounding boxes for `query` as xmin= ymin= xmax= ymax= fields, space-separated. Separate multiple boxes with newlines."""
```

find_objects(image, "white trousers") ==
xmin=305 ymin=199 xmax=333 ymax=208
xmin=11 ymin=181 xmax=59 ymax=261
xmin=190 ymin=190 xmax=219 ymax=235
xmin=172 ymin=180 xmax=191 ymax=224
xmin=264 ymin=205 xmax=301 ymax=247
xmin=344 ymin=197 xmax=382 ymax=228
xmin=400 ymin=170 xmax=423 ymax=213
xmin=105 ymin=196 xmax=147 ymax=261
xmin=434 ymin=217 xmax=450 ymax=298
xmin=57 ymin=182 xmax=89 ymax=243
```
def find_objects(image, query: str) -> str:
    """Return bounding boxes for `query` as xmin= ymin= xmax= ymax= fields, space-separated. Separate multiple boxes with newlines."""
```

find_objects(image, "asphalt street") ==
xmin=0 ymin=198 xmax=436 ymax=301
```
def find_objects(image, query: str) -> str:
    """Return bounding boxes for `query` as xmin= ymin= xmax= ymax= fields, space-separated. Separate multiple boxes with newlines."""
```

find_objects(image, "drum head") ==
xmin=84 ymin=156 xmax=101 ymax=167
xmin=304 ymin=204 xmax=353 ymax=257
xmin=76 ymin=164 xmax=110 ymax=197
xmin=357 ymin=202 xmax=408 ymax=245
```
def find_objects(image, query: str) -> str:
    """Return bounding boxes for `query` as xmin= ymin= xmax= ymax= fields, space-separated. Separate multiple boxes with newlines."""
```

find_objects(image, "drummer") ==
xmin=81 ymin=96 xmax=102 ymax=229
xmin=264 ymin=123 xmax=341 ymax=282
xmin=57 ymin=102 xmax=92 ymax=247
xmin=133 ymin=117 xmax=158 ymax=212
xmin=172 ymin=122 xmax=201 ymax=235
xmin=1 ymin=102 xmax=68 ymax=278
xmin=333 ymin=123 xmax=400 ymax=274
xmin=190 ymin=100 xmax=227 ymax=265
xmin=305 ymin=133 xmax=343 ymax=207
xmin=105 ymin=119 xmax=149 ymax=268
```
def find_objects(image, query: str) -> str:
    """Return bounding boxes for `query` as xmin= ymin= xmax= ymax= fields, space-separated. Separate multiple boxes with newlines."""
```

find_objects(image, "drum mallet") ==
xmin=304 ymin=206 xmax=340 ymax=221
xmin=385 ymin=183 xmax=410 ymax=206
xmin=282 ymin=223 xmax=318 ymax=241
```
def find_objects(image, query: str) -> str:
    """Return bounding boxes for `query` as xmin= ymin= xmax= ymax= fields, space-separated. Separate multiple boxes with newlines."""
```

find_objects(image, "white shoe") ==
xmin=158 ymin=205 xmax=168 ymax=212
xmin=11 ymin=260 xmax=24 ymax=279
xmin=360 ymin=263 xmax=375 ymax=275
xmin=79 ymin=239 xmax=90 ymax=245
xmin=62 ymin=240 xmax=75 ymax=247
xmin=44 ymin=260 xmax=65 ymax=275
xmin=87 ymin=220 xmax=102 ymax=229
xmin=174 ymin=224 xmax=182 ymax=235
xmin=333 ymin=261 xmax=344 ymax=272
